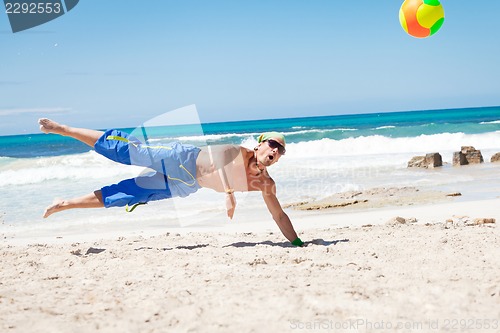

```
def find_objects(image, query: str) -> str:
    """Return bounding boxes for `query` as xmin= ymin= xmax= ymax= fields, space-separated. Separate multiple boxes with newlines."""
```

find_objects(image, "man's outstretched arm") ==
xmin=262 ymin=183 xmax=303 ymax=246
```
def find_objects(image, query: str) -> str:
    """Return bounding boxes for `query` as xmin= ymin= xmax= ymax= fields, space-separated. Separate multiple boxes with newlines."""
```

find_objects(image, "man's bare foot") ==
xmin=43 ymin=199 xmax=67 ymax=218
xmin=38 ymin=118 xmax=68 ymax=135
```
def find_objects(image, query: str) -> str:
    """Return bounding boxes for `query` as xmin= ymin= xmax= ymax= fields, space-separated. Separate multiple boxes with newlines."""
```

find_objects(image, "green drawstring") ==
xmin=125 ymin=202 xmax=147 ymax=213
xmin=167 ymin=164 xmax=197 ymax=187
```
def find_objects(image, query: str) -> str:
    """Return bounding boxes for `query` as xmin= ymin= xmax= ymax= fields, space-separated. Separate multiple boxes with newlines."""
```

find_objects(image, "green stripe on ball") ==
xmin=430 ymin=17 xmax=445 ymax=35
xmin=424 ymin=0 xmax=441 ymax=6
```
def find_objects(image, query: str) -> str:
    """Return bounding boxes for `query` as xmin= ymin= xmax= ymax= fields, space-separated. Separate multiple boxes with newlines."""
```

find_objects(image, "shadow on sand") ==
xmin=223 ymin=238 xmax=349 ymax=248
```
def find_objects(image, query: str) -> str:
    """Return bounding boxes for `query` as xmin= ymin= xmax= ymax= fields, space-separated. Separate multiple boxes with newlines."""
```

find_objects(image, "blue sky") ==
xmin=1 ymin=0 xmax=500 ymax=135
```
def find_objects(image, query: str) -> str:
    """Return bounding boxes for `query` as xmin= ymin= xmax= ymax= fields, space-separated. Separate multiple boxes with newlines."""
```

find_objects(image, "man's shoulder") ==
xmin=209 ymin=144 xmax=251 ymax=152
xmin=237 ymin=145 xmax=253 ymax=153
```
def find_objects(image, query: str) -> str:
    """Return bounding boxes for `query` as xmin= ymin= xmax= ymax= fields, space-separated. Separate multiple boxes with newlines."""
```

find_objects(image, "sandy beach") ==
xmin=2 ymin=0 xmax=500 ymax=331
xmin=1 ymin=188 xmax=499 ymax=333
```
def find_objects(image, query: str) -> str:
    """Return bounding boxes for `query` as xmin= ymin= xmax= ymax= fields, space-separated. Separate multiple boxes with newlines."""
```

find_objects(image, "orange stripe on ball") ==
xmin=402 ymin=0 xmax=431 ymax=38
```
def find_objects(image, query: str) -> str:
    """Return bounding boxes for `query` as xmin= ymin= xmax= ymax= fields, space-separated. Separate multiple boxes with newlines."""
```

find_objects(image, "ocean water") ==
xmin=1 ymin=106 xmax=500 ymax=238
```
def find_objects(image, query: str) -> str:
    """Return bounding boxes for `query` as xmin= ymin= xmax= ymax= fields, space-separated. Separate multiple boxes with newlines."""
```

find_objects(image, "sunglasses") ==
xmin=266 ymin=139 xmax=286 ymax=155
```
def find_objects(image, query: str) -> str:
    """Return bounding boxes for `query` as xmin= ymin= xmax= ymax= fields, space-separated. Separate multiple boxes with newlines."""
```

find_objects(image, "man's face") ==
xmin=257 ymin=138 xmax=285 ymax=166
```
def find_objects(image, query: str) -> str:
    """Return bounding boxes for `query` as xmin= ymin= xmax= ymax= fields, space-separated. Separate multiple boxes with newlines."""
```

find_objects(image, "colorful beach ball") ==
xmin=399 ymin=0 xmax=445 ymax=38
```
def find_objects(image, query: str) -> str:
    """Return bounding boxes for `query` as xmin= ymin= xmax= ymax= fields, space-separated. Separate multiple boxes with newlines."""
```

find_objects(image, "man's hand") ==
xmin=225 ymin=191 xmax=236 ymax=219
xmin=291 ymin=237 xmax=305 ymax=247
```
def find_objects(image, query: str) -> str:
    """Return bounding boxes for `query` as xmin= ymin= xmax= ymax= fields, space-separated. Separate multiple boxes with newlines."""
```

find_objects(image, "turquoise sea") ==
xmin=1 ymin=106 xmax=499 ymax=239
xmin=1 ymin=106 xmax=499 ymax=158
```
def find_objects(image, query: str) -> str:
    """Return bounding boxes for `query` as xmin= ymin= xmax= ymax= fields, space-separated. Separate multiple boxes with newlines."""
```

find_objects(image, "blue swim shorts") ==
xmin=95 ymin=129 xmax=201 ymax=208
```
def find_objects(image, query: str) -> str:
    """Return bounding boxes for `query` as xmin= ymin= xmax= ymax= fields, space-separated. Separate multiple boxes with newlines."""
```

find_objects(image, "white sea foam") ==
xmin=280 ymin=128 xmax=357 ymax=135
xmin=2 ymin=131 xmax=499 ymax=187
xmin=174 ymin=132 xmax=261 ymax=143
xmin=149 ymin=128 xmax=358 ymax=144
xmin=0 ymin=151 xmax=143 ymax=186
xmin=259 ymin=130 xmax=500 ymax=200
xmin=480 ymin=120 xmax=500 ymax=124
xmin=283 ymin=131 xmax=500 ymax=159
xmin=0 ymin=156 xmax=14 ymax=169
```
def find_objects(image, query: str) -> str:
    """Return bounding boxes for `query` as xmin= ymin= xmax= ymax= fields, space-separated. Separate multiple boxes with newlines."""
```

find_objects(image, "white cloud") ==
xmin=0 ymin=107 xmax=71 ymax=116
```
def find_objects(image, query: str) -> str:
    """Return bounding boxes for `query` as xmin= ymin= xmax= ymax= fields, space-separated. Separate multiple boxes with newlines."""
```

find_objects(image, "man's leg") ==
xmin=39 ymin=118 xmax=104 ymax=148
xmin=43 ymin=190 xmax=104 ymax=218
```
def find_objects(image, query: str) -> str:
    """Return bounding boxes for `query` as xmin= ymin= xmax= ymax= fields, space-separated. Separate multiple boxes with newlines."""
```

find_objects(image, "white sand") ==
xmin=1 ymin=195 xmax=499 ymax=332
